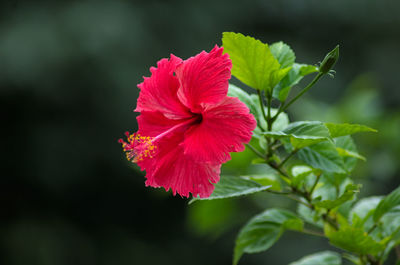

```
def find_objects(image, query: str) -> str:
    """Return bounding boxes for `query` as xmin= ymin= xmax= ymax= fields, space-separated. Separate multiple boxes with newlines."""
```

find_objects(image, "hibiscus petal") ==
xmin=137 ymin=134 xmax=220 ymax=198
xmin=137 ymin=111 xmax=184 ymax=137
xmin=136 ymin=55 xmax=191 ymax=119
xmin=175 ymin=45 xmax=232 ymax=112
xmin=182 ymin=96 xmax=257 ymax=164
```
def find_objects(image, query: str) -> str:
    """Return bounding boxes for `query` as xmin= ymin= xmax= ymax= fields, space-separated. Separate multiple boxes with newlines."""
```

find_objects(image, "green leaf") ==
xmin=320 ymin=173 xmax=349 ymax=194
xmin=228 ymin=84 xmax=259 ymax=116
xmin=299 ymin=64 xmax=319 ymax=76
xmin=297 ymin=204 xmax=323 ymax=228
xmin=291 ymin=165 xmax=320 ymax=189
xmin=373 ymin=185 xmax=400 ymax=222
xmin=263 ymin=121 xmax=331 ymax=149
xmin=325 ymin=123 xmax=377 ymax=138
xmin=255 ymin=100 xmax=289 ymax=133
xmin=190 ymin=176 xmax=271 ymax=203
xmin=271 ymin=109 xmax=290 ymax=132
xmin=228 ymin=84 xmax=289 ymax=137
xmin=326 ymin=225 xmax=385 ymax=255
xmin=273 ymin=64 xmax=318 ymax=102
xmin=289 ymin=251 xmax=342 ymax=265
xmin=336 ymin=148 xmax=366 ymax=161
xmin=256 ymin=108 xmax=289 ymax=150
xmin=284 ymin=121 xmax=330 ymax=137
xmin=222 ymin=32 xmax=289 ymax=92
xmin=380 ymin=211 xmax=400 ymax=239
xmin=297 ymin=141 xmax=346 ymax=173
xmin=378 ymin=215 xmax=400 ymax=262
xmin=314 ymin=184 xmax=360 ymax=210
xmin=349 ymin=196 xmax=382 ymax=228
xmin=286 ymin=121 xmax=331 ymax=149
xmin=341 ymin=253 xmax=360 ymax=265
xmin=312 ymin=174 xmax=345 ymax=203
xmin=234 ymin=208 xmax=303 ymax=265
xmin=228 ymin=85 xmax=265 ymax=139
xmin=270 ymin=67 xmax=292 ymax=92
xmin=243 ymin=174 xmax=281 ymax=191
xmin=334 ymin=136 xmax=360 ymax=173
xmin=270 ymin=41 xmax=295 ymax=68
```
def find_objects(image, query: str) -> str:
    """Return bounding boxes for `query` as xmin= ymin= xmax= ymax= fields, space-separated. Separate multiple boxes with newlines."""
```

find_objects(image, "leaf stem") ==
xmin=257 ymin=90 xmax=268 ymax=123
xmin=265 ymin=189 xmax=291 ymax=195
xmin=278 ymin=149 xmax=298 ymax=168
xmin=270 ymin=141 xmax=282 ymax=151
xmin=287 ymin=194 xmax=313 ymax=208
xmin=300 ymin=228 xmax=325 ymax=238
xmin=246 ymin=143 xmax=265 ymax=159
xmin=266 ymin=92 xmax=273 ymax=131
xmin=309 ymin=172 xmax=322 ymax=196
xmin=257 ymin=90 xmax=273 ymax=157
xmin=269 ymin=161 xmax=290 ymax=179
xmin=367 ymin=224 xmax=377 ymax=234
xmin=321 ymin=212 xmax=339 ymax=230
xmin=342 ymin=253 xmax=361 ymax=265
xmin=270 ymin=101 xmax=285 ymax=125
xmin=293 ymin=186 xmax=339 ymax=231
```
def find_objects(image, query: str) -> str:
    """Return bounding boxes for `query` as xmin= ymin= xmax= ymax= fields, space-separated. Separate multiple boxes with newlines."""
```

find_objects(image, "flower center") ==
xmin=118 ymin=132 xmax=157 ymax=163
xmin=119 ymin=115 xmax=200 ymax=163
xmin=190 ymin=111 xmax=203 ymax=124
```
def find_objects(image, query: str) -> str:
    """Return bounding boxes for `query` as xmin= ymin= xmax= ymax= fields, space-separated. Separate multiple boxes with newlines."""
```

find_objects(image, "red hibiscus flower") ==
xmin=119 ymin=46 xmax=256 ymax=198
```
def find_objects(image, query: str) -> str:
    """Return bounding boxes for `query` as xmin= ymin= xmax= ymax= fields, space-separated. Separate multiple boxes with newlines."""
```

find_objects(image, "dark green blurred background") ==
xmin=1 ymin=0 xmax=400 ymax=264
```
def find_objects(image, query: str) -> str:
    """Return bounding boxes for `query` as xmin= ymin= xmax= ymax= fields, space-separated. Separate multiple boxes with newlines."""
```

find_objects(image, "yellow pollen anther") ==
xmin=120 ymin=132 xmax=157 ymax=163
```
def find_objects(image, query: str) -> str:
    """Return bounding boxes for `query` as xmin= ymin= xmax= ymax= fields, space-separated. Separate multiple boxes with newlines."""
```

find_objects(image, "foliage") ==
xmin=190 ymin=176 xmax=271 ymax=203
xmin=190 ymin=32 xmax=400 ymax=265
xmin=234 ymin=208 xmax=303 ymax=265
xmin=289 ymin=251 xmax=341 ymax=265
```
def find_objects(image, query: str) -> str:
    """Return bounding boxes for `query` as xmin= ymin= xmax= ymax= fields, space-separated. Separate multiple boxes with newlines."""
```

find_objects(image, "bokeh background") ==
xmin=1 ymin=0 xmax=400 ymax=264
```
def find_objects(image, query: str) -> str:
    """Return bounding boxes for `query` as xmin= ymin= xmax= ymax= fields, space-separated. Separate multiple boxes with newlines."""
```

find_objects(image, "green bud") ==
xmin=319 ymin=45 xmax=339 ymax=74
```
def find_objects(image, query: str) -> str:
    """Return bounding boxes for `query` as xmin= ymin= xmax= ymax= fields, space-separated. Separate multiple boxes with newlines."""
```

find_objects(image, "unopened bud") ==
xmin=319 ymin=45 xmax=339 ymax=74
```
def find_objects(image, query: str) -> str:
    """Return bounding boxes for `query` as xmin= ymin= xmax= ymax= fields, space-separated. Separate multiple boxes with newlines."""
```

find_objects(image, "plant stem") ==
xmin=257 ymin=90 xmax=273 ymax=158
xmin=272 ymin=72 xmax=324 ymax=120
xmin=309 ymin=172 xmax=322 ymax=196
xmin=300 ymin=228 xmax=325 ymax=238
xmin=264 ymin=90 xmax=276 ymax=158
xmin=265 ymin=190 xmax=291 ymax=195
xmin=278 ymin=149 xmax=298 ymax=168
xmin=266 ymin=141 xmax=339 ymax=232
xmin=246 ymin=143 xmax=265 ymax=159
xmin=304 ymin=190 xmax=339 ymax=230
xmin=266 ymin=92 xmax=273 ymax=131
xmin=270 ymin=142 xmax=282 ymax=151
xmin=293 ymin=185 xmax=339 ymax=231
xmin=257 ymin=90 xmax=268 ymax=123
xmin=270 ymin=102 xmax=285 ymax=124
xmin=367 ymin=224 xmax=377 ymax=234
xmin=286 ymin=194 xmax=313 ymax=208
xmin=342 ymin=253 xmax=361 ymax=265
xmin=321 ymin=213 xmax=339 ymax=230
xmin=281 ymin=72 xmax=324 ymax=113
xmin=269 ymin=161 xmax=290 ymax=179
